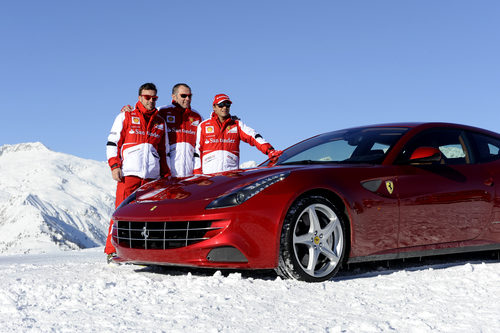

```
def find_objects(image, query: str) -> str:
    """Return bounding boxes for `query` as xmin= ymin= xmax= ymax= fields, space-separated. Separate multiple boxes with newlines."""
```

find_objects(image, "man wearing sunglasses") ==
xmin=158 ymin=83 xmax=202 ymax=177
xmin=121 ymin=83 xmax=202 ymax=177
xmin=105 ymin=82 xmax=170 ymax=258
xmin=194 ymin=93 xmax=282 ymax=174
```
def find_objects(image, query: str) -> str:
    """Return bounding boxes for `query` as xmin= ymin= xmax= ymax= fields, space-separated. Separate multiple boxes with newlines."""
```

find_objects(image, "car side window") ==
xmin=468 ymin=131 xmax=500 ymax=164
xmin=397 ymin=128 xmax=470 ymax=165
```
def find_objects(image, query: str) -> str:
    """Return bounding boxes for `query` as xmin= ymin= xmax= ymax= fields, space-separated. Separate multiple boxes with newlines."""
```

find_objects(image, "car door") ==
xmin=467 ymin=130 xmax=500 ymax=234
xmin=394 ymin=128 xmax=494 ymax=248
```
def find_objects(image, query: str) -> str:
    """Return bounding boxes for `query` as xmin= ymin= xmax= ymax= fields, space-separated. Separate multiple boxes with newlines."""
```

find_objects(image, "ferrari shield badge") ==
xmin=385 ymin=181 xmax=394 ymax=194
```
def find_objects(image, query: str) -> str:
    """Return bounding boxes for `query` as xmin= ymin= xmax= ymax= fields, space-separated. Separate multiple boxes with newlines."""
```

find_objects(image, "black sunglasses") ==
xmin=217 ymin=101 xmax=232 ymax=108
xmin=180 ymin=94 xmax=192 ymax=98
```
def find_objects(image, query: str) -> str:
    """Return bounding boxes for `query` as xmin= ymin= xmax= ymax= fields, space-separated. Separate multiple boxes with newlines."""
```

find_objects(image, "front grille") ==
xmin=113 ymin=220 xmax=222 ymax=250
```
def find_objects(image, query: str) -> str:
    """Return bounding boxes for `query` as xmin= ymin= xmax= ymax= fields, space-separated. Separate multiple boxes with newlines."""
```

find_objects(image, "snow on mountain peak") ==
xmin=0 ymin=142 xmax=116 ymax=254
xmin=0 ymin=142 xmax=49 ymax=156
xmin=240 ymin=160 xmax=258 ymax=169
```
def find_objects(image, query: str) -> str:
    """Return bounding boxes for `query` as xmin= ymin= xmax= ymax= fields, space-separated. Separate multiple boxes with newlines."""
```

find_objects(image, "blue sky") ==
xmin=1 ymin=1 xmax=499 ymax=164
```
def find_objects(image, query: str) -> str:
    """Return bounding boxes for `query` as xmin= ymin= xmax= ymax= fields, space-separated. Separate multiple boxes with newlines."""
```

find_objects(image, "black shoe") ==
xmin=106 ymin=253 xmax=117 ymax=264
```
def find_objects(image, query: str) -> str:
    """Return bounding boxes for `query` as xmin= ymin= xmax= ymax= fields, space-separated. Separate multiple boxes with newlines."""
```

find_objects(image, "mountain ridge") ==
xmin=0 ymin=142 xmax=115 ymax=254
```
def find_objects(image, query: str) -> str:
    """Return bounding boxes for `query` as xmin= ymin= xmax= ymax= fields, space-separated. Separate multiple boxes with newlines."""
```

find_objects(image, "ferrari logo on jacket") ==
xmin=385 ymin=180 xmax=394 ymax=194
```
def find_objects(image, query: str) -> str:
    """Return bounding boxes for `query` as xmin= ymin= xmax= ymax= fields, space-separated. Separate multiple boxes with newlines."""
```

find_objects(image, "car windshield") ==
xmin=265 ymin=126 xmax=410 ymax=166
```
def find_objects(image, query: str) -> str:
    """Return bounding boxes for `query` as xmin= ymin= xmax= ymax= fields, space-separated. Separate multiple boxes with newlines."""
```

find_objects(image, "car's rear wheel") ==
xmin=276 ymin=195 xmax=347 ymax=282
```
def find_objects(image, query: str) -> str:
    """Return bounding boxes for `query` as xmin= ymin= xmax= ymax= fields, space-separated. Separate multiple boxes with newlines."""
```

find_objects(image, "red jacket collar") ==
xmin=136 ymin=101 xmax=157 ymax=116
xmin=211 ymin=112 xmax=234 ymax=127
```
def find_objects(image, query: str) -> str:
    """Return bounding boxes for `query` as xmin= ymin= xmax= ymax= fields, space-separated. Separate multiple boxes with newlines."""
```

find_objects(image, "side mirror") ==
xmin=409 ymin=147 xmax=442 ymax=164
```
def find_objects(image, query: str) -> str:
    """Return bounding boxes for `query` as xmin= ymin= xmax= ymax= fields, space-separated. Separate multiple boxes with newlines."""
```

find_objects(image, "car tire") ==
xmin=276 ymin=195 xmax=347 ymax=282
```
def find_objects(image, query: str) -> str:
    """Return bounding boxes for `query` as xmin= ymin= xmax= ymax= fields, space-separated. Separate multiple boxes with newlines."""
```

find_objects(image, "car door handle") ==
xmin=484 ymin=178 xmax=494 ymax=186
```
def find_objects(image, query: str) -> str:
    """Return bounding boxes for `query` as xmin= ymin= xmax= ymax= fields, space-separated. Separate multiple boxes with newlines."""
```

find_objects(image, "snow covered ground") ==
xmin=1 ymin=248 xmax=499 ymax=332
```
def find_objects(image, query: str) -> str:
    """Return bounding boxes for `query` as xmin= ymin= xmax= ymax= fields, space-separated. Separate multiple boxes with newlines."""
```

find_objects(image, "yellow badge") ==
xmin=132 ymin=117 xmax=141 ymax=124
xmin=206 ymin=126 xmax=214 ymax=133
xmin=385 ymin=181 xmax=394 ymax=194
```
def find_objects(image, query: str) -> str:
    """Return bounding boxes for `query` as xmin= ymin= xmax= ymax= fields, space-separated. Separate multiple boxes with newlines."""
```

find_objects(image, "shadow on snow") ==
xmin=130 ymin=250 xmax=500 ymax=282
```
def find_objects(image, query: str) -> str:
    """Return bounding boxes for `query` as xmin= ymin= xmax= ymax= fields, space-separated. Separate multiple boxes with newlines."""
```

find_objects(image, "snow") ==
xmin=0 ymin=142 xmax=115 ymax=254
xmin=1 ymin=249 xmax=499 ymax=332
xmin=240 ymin=160 xmax=258 ymax=169
xmin=1 ymin=142 xmax=500 ymax=332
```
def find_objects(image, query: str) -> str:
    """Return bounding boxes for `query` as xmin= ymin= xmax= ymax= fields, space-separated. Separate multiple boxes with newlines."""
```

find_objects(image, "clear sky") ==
xmin=1 ymin=1 xmax=499 ymax=164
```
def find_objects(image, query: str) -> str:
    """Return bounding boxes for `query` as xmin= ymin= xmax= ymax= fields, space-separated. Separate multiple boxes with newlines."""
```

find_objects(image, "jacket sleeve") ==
xmin=106 ymin=113 xmax=126 ymax=170
xmin=193 ymin=122 xmax=203 ymax=174
xmin=159 ymin=119 xmax=170 ymax=177
xmin=237 ymin=120 xmax=273 ymax=155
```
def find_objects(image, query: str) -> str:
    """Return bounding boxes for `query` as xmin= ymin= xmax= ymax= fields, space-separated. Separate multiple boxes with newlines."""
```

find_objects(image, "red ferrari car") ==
xmin=111 ymin=122 xmax=500 ymax=282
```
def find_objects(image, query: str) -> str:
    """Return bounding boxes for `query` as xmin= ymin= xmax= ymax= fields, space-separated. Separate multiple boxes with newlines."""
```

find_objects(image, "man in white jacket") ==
xmin=104 ymin=82 xmax=170 ymax=257
xmin=194 ymin=93 xmax=281 ymax=174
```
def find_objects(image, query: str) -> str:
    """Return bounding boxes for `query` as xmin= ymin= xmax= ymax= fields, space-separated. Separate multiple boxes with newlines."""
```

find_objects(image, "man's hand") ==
xmin=121 ymin=105 xmax=133 ymax=113
xmin=268 ymin=149 xmax=283 ymax=160
xmin=112 ymin=168 xmax=123 ymax=182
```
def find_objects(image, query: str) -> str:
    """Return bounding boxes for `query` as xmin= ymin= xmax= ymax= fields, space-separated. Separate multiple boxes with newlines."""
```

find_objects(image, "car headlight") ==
xmin=206 ymin=172 xmax=290 ymax=209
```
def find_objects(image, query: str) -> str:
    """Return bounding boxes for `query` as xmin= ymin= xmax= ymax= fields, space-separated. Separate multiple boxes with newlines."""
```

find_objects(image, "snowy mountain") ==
xmin=0 ymin=142 xmax=115 ymax=254
xmin=240 ymin=160 xmax=258 ymax=169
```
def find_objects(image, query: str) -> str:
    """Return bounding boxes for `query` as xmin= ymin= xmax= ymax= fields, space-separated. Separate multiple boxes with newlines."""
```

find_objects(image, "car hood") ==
xmin=112 ymin=163 xmax=375 ymax=219
xmin=134 ymin=166 xmax=296 ymax=204
xmin=112 ymin=166 xmax=297 ymax=219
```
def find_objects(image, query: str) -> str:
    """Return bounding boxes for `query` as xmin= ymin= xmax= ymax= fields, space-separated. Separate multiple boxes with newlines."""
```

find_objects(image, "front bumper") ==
xmin=111 ymin=205 xmax=285 ymax=269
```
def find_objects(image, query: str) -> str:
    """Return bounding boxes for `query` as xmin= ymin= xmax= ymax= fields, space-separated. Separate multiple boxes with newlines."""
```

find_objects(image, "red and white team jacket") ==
xmin=107 ymin=102 xmax=169 ymax=179
xmin=194 ymin=114 xmax=272 ymax=174
xmin=158 ymin=103 xmax=202 ymax=177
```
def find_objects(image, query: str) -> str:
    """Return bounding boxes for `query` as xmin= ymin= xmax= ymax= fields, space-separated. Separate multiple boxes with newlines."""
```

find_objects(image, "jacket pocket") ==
xmin=122 ymin=145 xmax=143 ymax=175
xmin=145 ymin=145 xmax=160 ymax=178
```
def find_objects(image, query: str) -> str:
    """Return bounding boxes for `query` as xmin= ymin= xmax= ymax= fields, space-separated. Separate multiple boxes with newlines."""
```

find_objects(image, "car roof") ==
xmin=321 ymin=122 xmax=499 ymax=137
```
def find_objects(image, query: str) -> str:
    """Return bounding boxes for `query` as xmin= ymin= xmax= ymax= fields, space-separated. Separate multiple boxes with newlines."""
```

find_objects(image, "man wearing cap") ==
xmin=194 ymin=93 xmax=282 ymax=174
xmin=121 ymin=83 xmax=202 ymax=177
xmin=105 ymin=82 xmax=170 ymax=259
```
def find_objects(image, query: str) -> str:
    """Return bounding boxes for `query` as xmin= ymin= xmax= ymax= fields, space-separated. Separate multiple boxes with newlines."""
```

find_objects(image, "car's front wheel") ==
xmin=276 ymin=195 xmax=347 ymax=282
